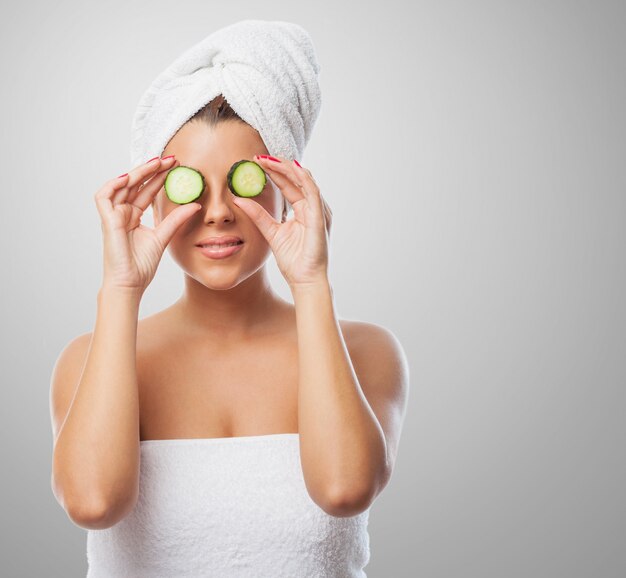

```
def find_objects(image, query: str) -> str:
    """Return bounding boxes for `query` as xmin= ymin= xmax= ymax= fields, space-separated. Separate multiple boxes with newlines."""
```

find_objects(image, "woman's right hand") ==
xmin=94 ymin=155 xmax=203 ymax=296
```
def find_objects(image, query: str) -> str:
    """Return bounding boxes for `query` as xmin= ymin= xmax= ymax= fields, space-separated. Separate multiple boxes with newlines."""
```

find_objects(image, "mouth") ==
xmin=195 ymin=235 xmax=244 ymax=248
xmin=196 ymin=241 xmax=243 ymax=249
xmin=196 ymin=241 xmax=244 ymax=259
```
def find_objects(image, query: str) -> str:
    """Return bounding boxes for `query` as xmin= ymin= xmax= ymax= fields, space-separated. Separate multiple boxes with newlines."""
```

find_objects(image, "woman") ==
xmin=50 ymin=19 xmax=409 ymax=577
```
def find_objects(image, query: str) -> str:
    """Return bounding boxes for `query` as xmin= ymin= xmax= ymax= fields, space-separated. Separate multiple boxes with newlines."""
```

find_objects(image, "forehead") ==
xmin=163 ymin=120 xmax=268 ymax=165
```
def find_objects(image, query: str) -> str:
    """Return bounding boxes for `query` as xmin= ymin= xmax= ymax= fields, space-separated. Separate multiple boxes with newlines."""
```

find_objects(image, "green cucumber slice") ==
xmin=227 ymin=160 xmax=266 ymax=198
xmin=164 ymin=166 xmax=205 ymax=204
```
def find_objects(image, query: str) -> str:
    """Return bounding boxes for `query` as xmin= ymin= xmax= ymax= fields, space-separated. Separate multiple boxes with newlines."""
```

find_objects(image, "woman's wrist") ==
xmin=289 ymin=276 xmax=332 ymax=299
xmin=98 ymin=285 xmax=144 ymax=307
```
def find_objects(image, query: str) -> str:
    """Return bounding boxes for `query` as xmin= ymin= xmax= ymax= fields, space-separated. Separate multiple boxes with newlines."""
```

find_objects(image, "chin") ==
xmin=194 ymin=270 xmax=245 ymax=290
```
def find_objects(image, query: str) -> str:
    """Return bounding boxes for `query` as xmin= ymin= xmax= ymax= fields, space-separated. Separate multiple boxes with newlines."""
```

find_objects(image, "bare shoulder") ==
xmin=49 ymin=308 xmax=166 ymax=447
xmin=49 ymin=331 xmax=94 ymax=445
xmin=338 ymin=319 xmax=410 ymax=479
xmin=339 ymin=318 xmax=409 ymax=367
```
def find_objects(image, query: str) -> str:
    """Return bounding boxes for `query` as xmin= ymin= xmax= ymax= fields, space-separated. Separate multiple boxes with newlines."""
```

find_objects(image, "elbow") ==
xmin=51 ymin=472 xmax=133 ymax=530
xmin=66 ymin=498 xmax=115 ymax=530
xmin=321 ymin=467 xmax=391 ymax=518
xmin=320 ymin=483 xmax=376 ymax=518
xmin=65 ymin=495 xmax=136 ymax=530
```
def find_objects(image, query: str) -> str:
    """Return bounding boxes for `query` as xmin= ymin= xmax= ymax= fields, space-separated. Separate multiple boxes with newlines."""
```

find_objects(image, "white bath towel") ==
xmin=129 ymin=19 xmax=322 ymax=216
xmin=86 ymin=434 xmax=371 ymax=577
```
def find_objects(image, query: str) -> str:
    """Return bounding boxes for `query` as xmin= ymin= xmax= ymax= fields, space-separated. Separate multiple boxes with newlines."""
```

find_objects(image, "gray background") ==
xmin=1 ymin=0 xmax=624 ymax=576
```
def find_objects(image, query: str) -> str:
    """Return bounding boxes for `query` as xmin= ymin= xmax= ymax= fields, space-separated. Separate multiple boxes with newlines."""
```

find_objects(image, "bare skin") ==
xmin=138 ymin=120 xmax=309 ymax=439
xmin=135 ymin=293 xmax=300 ymax=441
xmin=135 ymin=299 xmax=356 ymax=441
xmin=50 ymin=118 xmax=409 ymax=529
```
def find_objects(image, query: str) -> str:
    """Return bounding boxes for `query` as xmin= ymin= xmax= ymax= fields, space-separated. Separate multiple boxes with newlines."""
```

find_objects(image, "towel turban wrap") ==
xmin=129 ymin=19 xmax=322 ymax=215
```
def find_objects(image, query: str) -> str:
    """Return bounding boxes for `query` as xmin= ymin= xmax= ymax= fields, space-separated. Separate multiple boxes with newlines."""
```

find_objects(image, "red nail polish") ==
xmin=266 ymin=156 xmax=281 ymax=163
xmin=146 ymin=156 xmax=160 ymax=163
xmin=117 ymin=173 xmax=128 ymax=178
xmin=293 ymin=159 xmax=302 ymax=168
xmin=162 ymin=154 xmax=175 ymax=160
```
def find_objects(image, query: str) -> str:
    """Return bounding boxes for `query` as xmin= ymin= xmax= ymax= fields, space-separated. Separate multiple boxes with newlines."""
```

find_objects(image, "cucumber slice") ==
xmin=164 ymin=166 xmax=205 ymax=204
xmin=227 ymin=160 xmax=266 ymax=198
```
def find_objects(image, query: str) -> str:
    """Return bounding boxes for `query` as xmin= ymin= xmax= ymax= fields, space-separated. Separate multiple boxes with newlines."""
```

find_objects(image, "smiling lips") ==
xmin=196 ymin=236 xmax=244 ymax=259
xmin=196 ymin=235 xmax=243 ymax=247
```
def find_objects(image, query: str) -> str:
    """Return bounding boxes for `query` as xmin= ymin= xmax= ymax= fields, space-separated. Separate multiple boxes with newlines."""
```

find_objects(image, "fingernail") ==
xmin=146 ymin=156 xmax=160 ymax=163
xmin=117 ymin=173 xmax=128 ymax=178
xmin=259 ymin=155 xmax=281 ymax=163
xmin=293 ymin=159 xmax=302 ymax=168
xmin=162 ymin=154 xmax=175 ymax=160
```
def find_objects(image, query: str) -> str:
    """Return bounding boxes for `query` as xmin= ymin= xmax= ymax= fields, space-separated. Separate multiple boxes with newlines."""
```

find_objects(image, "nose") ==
xmin=200 ymin=187 xmax=237 ymax=224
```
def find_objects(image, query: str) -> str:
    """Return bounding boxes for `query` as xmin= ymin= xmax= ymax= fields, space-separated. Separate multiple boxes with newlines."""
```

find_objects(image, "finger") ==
xmin=320 ymin=193 xmax=333 ymax=236
xmin=112 ymin=156 xmax=174 ymax=206
xmin=291 ymin=160 xmax=323 ymax=208
xmin=231 ymin=196 xmax=281 ymax=244
xmin=129 ymin=158 xmax=180 ymax=211
xmin=126 ymin=155 xmax=177 ymax=204
xmin=294 ymin=163 xmax=320 ymax=191
xmin=153 ymin=202 xmax=203 ymax=249
xmin=293 ymin=161 xmax=327 ymax=227
xmin=94 ymin=173 xmax=132 ymax=223
xmin=265 ymin=156 xmax=325 ymax=220
xmin=254 ymin=155 xmax=306 ymax=207
xmin=275 ymin=157 xmax=326 ymax=228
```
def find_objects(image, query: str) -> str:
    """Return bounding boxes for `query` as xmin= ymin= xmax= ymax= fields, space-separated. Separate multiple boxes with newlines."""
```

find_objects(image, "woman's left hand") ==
xmin=231 ymin=155 xmax=332 ymax=289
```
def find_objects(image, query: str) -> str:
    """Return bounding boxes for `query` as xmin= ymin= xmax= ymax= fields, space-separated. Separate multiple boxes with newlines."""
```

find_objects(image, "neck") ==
xmin=173 ymin=266 xmax=288 ymax=340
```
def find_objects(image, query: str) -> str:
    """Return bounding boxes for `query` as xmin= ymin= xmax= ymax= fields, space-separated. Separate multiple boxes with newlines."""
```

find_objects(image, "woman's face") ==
xmin=153 ymin=120 xmax=284 ymax=290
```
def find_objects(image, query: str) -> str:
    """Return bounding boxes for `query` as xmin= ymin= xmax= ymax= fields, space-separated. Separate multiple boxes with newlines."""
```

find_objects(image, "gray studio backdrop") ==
xmin=1 ymin=0 xmax=624 ymax=576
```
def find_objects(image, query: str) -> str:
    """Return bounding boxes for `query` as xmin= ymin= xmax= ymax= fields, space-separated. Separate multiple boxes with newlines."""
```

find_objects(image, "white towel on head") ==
xmin=129 ymin=19 xmax=322 ymax=215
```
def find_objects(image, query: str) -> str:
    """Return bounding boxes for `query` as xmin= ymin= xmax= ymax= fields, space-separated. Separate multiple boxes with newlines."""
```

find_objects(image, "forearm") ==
xmin=52 ymin=287 xmax=142 ymax=520
xmin=292 ymin=279 xmax=388 ymax=510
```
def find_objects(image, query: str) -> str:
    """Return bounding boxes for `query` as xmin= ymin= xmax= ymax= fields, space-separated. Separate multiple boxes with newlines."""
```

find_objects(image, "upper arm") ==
xmin=345 ymin=321 xmax=410 ymax=486
xmin=49 ymin=332 xmax=93 ymax=448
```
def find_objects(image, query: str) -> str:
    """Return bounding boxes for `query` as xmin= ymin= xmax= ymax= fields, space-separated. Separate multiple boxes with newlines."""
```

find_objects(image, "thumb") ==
xmin=154 ymin=203 xmax=202 ymax=248
xmin=232 ymin=196 xmax=279 ymax=244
